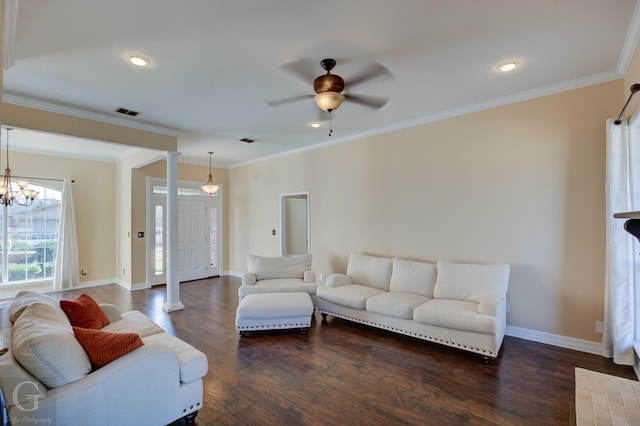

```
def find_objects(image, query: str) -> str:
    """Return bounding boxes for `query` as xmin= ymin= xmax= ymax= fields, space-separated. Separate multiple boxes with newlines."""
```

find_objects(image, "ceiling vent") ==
xmin=115 ymin=107 xmax=140 ymax=117
xmin=240 ymin=138 xmax=255 ymax=143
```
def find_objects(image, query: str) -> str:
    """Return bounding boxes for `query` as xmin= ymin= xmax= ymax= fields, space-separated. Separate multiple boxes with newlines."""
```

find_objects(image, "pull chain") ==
xmin=328 ymin=111 xmax=333 ymax=137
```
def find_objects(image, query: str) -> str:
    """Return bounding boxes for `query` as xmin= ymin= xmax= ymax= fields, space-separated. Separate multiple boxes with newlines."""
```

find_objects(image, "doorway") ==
xmin=280 ymin=192 xmax=309 ymax=256
xmin=147 ymin=179 xmax=222 ymax=286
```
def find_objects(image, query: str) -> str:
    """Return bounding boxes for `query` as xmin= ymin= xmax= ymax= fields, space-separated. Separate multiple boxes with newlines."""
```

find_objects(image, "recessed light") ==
xmin=128 ymin=54 xmax=150 ymax=67
xmin=497 ymin=60 xmax=519 ymax=72
xmin=311 ymin=123 xmax=320 ymax=128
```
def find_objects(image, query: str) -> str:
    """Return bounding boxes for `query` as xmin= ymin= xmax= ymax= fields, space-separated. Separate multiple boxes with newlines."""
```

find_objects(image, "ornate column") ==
xmin=164 ymin=151 xmax=184 ymax=312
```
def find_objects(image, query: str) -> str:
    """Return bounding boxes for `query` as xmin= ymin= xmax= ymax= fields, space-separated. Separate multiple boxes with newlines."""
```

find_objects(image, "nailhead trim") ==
xmin=237 ymin=321 xmax=311 ymax=330
xmin=320 ymin=309 xmax=497 ymax=357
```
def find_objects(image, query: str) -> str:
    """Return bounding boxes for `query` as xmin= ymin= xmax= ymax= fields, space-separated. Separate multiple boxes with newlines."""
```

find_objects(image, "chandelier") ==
xmin=200 ymin=151 xmax=220 ymax=195
xmin=0 ymin=128 xmax=39 ymax=206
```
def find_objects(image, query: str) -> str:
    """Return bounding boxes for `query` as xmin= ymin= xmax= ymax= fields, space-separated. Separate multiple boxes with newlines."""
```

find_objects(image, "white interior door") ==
xmin=177 ymin=199 xmax=207 ymax=282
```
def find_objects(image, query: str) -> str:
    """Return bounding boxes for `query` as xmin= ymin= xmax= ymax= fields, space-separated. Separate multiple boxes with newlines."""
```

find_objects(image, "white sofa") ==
xmin=316 ymin=253 xmax=510 ymax=361
xmin=0 ymin=291 xmax=208 ymax=425
xmin=239 ymin=253 xmax=317 ymax=301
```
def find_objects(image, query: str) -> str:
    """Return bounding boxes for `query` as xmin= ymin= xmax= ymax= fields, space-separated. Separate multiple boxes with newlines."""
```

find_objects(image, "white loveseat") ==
xmin=239 ymin=253 xmax=317 ymax=301
xmin=316 ymin=253 xmax=510 ymax=361
xmin=0 ymin=291 xmax=208 ymax=425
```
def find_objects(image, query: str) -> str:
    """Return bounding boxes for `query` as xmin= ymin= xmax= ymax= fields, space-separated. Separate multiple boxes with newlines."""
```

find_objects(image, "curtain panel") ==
xmin=53 ymin=178 xmax=79 ymax=290
xmin=604 ymin=119 xmax=635 ymax=365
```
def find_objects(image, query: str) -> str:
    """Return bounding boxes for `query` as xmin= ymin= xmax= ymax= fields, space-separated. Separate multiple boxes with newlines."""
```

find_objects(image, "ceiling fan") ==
xmin=267 ymin=58 xmax=392 ymax=115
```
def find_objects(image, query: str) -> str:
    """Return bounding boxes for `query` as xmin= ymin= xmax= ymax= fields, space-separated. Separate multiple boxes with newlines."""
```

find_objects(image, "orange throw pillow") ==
xmin=60 ymin=293 xmax=110 ymax=329
xmin=73 ymin=326 xmax=144 ymax=368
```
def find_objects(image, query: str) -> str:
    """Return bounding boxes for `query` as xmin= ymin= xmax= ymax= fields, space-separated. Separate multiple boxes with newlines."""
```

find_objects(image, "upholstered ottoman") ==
xmin=236 ymin=292 xmax=314 ymax=336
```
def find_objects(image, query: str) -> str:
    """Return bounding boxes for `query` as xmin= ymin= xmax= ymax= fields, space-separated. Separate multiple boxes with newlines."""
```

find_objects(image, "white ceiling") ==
xmin=3 ymin=0 xmax=640 ymax=168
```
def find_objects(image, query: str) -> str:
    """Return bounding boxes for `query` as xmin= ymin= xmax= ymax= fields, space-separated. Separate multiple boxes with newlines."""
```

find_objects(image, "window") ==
xmin=0 ymin=184 xmax=62 ymax=284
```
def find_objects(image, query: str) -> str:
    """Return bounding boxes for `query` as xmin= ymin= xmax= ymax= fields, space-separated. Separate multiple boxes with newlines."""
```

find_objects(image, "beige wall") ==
xmin=229 ymin=80 xmax=621 ymax=342
xmin=624 ymin=42 xmax=640 ymax=120
xmin=131 ymin=160 xmax=229 ymax=285
xmin=11 ymin=150 xmax=116 ymax=283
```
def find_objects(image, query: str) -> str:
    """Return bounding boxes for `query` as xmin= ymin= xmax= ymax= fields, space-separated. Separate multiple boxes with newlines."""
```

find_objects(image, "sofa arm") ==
xmin=326 ymin=273 xmax=352 ymax=287
xmin=242 ymin=272 xmax=257 ymax=286
xmin=27 ymin=343 xmax=183 ymax=424
xmin=99 ymin=303 xmax=123 ymax=322
xmin=478 ymin=295 xmax=504 ymax=316
xmin=304 ymin=271 xmax=316 ymax=283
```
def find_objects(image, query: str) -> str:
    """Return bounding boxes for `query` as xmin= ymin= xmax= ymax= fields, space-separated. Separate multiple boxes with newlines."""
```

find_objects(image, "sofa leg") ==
xmin=484 ymin=356 xmax=496 ymax=365
xmin=183 ymin=410 xmax=198 ymax=424
xmin=321 ymin=313 xmax=327 ymax=322
xmin=300 ymin=327 xmax=309 ymax=334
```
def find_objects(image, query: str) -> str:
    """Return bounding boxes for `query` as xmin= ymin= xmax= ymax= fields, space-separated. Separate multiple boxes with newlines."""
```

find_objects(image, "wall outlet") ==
xmin=318 ymin=272 xmax=323 ymax=281
xmin=81 ymin=269 xmax=87 ymax=276
xmin=596 ymin=321 xmax=604 ymax=334
xmin=507 ymin=303 xmax=510 ymax=313
xmin=122 ymin=268 xmax=126 ymax=276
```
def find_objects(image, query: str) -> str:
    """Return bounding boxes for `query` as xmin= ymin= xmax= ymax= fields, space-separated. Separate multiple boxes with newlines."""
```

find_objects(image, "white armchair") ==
xmin=238 ymin=253 xmax=317 ymax=301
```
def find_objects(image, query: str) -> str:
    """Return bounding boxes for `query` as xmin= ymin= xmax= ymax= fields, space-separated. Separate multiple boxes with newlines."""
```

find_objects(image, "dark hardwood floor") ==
xmin=38 ymin=277 xmax=637 ymax=425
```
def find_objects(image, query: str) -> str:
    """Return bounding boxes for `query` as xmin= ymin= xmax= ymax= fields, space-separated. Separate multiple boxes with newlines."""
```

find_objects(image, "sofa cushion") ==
xmin=413 ymin=299 xmax=498 ymax=334
xmin=316 ymin=284 xmax=385 ymax=309
xmin=433 ymin=261 xmax=510 ymax=303
xmin=238 ymin=278 xmax=317 ymax=299
xmin=346 ymin=253 xmax=393 ymax=291
xmin=9 ymin=290 xmax=60 ymax=323
xmin=389 ymin=258 xmax=436 ymax=297
xmin=73 ymin=326 xmax=144 ymax=368
xmin=12 ymin=303 xmax=91 ymax=389
xmin=247 ymin=253 xmax=312 ymax=280
xmin=60 ymin=293 xmax=110 ymax=329
xmin=101 ymin=310 xmax=164 ymax=338
xmin=366 ymin=292 xmax=429 ymax=320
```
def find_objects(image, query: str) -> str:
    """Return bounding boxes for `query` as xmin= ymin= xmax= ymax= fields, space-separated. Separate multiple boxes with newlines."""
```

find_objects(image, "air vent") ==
xmin=240 ymin=138 xmax=255 ymax=143
xmin=115 ymin=107 xmax=140 ymax=117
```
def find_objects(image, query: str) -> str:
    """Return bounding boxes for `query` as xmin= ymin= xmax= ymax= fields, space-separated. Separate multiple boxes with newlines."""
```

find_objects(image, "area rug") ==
xmin=575 ymin=367 xmax=640 ymax=425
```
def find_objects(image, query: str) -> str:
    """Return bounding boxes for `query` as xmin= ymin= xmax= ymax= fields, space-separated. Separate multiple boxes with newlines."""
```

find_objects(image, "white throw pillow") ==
xmin=9 ymin=290 xmax=60 ymax=323
xmin=346 ymin=253 xmax=393 ymax=291
xmin=433 ymin=261 xmax=510 ymax=303
xmin=389 ymin=258 xmax=436 ymax=297
xmin=247 ymin=253 xmax=312 ymax=280
xmin=12 ymin=303 xmax=91 ymax=389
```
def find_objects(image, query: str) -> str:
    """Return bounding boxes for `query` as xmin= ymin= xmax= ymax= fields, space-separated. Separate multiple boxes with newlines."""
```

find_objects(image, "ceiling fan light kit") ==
xmin=313 ymin=91 xmax=345 ymax=112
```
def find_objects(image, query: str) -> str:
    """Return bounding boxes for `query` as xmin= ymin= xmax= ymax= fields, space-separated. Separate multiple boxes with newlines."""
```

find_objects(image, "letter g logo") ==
xmin=12 ymin=380 xmax=40 ymax=412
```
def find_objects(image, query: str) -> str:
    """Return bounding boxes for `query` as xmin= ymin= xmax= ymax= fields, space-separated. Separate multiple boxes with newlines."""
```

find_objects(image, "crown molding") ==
xmin=2 ymin=93 xmax=180 ymax=137
xmin=617 ymin=0 xmax=640 ymax=75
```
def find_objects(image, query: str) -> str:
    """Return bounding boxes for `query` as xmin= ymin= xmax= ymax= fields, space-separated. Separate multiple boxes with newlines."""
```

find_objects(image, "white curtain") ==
xmin=604 ymin=119 xmax=635 ymax=365
xmin=53 ymin=178 xmax=79 ymax=290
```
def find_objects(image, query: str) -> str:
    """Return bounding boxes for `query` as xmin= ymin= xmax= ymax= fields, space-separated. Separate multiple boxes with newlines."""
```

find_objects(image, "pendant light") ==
xmin=200 ymin=151 xmax=220 ymax=195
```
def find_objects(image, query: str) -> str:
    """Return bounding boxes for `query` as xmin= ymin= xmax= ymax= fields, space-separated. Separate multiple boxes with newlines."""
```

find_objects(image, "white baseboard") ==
xmin=226 ymin=270 xmax=243 ymax=278
xmin=506 ymin=325 xmax=603 ymax=356
xmin=130 ymin=282 xmax=149 ymax=291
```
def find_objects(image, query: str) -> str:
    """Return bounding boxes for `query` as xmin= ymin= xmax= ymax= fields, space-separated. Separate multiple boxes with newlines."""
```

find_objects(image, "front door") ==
xmin=149 ymin=181 xmax=221 ymax=286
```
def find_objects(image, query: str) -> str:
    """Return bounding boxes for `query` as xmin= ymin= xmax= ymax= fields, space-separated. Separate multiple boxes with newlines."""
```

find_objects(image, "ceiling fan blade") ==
xmin=279 ymin=58 xmax=319 ymax=85
xmin=345 ymin=93 xmax=389 ymax=109
xmin=347 ymin=61 xmax=393 ymax=89
xmin=266 ymin=94 xmax=313 ymax=107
